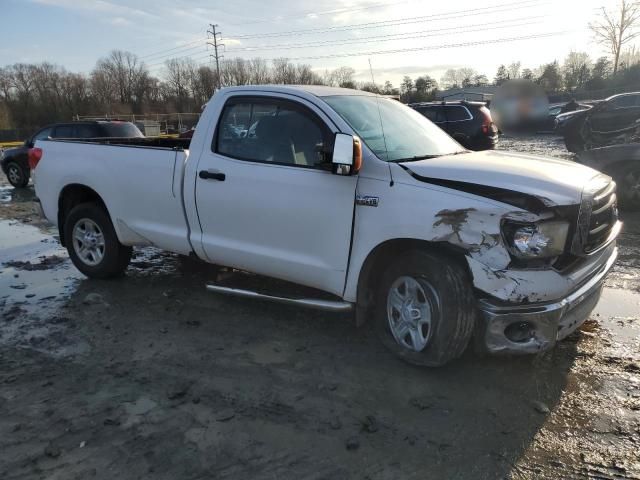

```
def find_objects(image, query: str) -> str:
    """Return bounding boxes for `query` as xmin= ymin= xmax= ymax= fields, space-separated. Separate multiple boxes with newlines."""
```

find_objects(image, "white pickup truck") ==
xmin=32 ymin=85 xmax=621 ymax=366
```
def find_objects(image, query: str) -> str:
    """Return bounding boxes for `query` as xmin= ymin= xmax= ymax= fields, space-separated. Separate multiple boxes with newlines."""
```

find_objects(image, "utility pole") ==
xmin=207 ymin=24 xmax=224 ymax=89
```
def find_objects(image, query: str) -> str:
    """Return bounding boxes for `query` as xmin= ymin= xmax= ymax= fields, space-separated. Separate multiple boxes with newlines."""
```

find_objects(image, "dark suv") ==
xmin=409 ymin=101 xmax=498 ymax=150
xmin=1 ymin=121 xmax=143 ymax=187
xmin=563 ymin=92 xmax=640 ymax=152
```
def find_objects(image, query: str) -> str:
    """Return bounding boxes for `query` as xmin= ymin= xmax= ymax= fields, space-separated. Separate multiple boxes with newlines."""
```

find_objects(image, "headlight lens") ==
xmin=504 ymin=221 xmax=569 ymax=259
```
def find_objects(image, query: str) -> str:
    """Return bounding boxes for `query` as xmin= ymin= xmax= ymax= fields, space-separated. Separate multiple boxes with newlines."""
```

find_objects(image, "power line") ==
xmin=146 ymin=16 xmax=547 ymax=70
xmin=145 ymin=49 xmax=210 ymax=70
xmin=142 ymin=46 xmax=209 ymax=65
xmin=226 ymin=0 xmax=411 ymax=26
xmin=224 ymin=16 xmax=546 ymax=52
xmin=225 ymin=0 xmax=545 ymax=39
xmin=137 ymin=0 xmax=545 ymax=72
xmin=207 ymin=31 xmax=570 ymax=63
xmin=138 ymin=37 xmax=207 ymax=59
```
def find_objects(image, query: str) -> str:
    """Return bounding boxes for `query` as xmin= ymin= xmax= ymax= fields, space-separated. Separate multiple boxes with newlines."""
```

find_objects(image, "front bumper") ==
xmin=477 ymin=246 xmax=618 ymax=354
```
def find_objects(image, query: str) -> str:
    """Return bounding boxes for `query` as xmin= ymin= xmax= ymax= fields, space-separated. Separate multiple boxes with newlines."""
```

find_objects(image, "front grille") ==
xmin=572 ymin=178 xmax=618 ymax=255
xmin=585 ymin=182 xmax=617 ymax=253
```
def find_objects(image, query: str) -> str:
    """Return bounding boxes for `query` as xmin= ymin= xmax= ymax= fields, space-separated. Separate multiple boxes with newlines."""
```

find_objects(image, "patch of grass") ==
xmin=0 ymin=141 xmax=22 ymax=148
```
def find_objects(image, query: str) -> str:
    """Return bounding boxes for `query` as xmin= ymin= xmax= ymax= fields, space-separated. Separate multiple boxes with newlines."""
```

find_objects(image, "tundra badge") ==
xmin=356 ymin=195 xmax=379 ymax=207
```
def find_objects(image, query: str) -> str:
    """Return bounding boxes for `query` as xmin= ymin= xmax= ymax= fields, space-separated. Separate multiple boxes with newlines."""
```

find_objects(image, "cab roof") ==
xmin=218 ymin=85 xmax=377 ymax=98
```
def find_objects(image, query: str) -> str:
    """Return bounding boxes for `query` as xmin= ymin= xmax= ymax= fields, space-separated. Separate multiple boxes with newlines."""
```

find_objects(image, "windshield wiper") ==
xmin=392 ymin=151 xmax=469 ymax=162
xmin=390 ymin=154 xmax=442 ymax=163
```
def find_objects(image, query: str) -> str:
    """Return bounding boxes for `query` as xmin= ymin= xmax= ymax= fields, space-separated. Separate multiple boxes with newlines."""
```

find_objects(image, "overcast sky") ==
xmin=0 ymin=0 xmax=619 ymax=86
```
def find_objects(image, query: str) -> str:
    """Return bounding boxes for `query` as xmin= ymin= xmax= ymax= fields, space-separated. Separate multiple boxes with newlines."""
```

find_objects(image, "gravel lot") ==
xmin=1 ymin=135 xmax=639 ymax=479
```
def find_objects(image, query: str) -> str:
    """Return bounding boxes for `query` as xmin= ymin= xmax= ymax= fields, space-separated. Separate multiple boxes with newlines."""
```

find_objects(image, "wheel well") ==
xmin=57 ymin=184 xmax=107 ymax=246
xmin=604 ymin=159 xmax=637 ymax=177
xmin=355 ymin=239 xmax=470 ymax=326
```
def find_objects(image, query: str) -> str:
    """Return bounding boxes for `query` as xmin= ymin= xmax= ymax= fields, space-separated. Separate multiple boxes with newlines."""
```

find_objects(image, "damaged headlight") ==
xmin=503 ymin=221 xmax=569 ymax=259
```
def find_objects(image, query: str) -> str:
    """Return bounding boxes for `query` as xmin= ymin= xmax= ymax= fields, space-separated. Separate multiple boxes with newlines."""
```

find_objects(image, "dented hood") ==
xmin=401 ymin=150 xmax=603 ymax=207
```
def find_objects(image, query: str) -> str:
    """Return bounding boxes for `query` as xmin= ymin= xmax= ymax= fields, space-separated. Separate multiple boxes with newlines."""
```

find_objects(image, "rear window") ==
xmin=100 ymin=123 xmax=144 ymax=138
xmin=416 ymin=107 xmax=445 ymax=123
xmin=33 ymin=127 xmax=52 ymax=141
xmin=446 ymin=106 xmax=472 ymax=121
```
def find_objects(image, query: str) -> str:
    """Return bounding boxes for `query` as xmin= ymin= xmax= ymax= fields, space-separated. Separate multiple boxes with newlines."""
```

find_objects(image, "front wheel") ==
xmin=64 ymin=203 xmax=132 ymax=278
xmin=6 ymin=161 xmax=29 ymax=188
xmin=373 ymin=250 xmax=476 ymax=367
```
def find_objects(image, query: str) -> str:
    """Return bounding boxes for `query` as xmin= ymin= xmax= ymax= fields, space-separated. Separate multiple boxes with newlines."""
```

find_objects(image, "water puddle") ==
xmin=0 ymin=219 xmax=81 ymax=309
xmin=1 ymin=219 xmax=84 ymax=357
xmin=592 ymin=287 xmax=640 ymax=359
xmin=0 ymin=184 xmax=35 ymax=203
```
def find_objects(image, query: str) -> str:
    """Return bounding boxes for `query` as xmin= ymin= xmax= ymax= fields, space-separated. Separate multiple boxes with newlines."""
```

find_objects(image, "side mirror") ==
xmin=332 ymin=133 xmax=362 ymax=176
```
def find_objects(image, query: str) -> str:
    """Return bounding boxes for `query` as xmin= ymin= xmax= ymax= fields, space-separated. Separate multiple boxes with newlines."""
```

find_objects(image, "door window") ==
xmin=215 ymin=98 xmax=329 ymax=168
xmin=53 ymin=125 xmax=74 ymax=138
xmin=610 ymin=95 xmax=639 ymax=109
xmin=416 ymin=106 xmax=446 ymax=123
xmin=74 ymin=124 xmax=100 ymax=138
xmin=445 ymin=106 xmax=472 ymax=121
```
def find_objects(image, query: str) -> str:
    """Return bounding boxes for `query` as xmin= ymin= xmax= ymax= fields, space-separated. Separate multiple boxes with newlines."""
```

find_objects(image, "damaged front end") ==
xmin=476 ymin=244 xmax=617 ymax=353
xmin=468 ymin=175 xmax=621 ymax=354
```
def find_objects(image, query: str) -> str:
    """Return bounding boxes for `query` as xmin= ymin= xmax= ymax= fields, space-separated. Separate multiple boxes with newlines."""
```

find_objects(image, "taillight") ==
xmin=479 ymin=106 xmax=494 ymax=135
xmin=28 ymin=147 xmax=43 ymax=169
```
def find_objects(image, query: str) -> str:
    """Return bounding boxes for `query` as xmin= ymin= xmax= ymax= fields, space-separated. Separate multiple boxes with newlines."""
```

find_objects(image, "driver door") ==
xmin=590 ymin=95 xmax=640 ymax=133
xmin=194 ymin=94 xmax=358 ymax=296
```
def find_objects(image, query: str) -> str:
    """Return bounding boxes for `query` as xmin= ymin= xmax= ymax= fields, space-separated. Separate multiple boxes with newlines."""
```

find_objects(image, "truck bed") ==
xmin=34 ymin=138 xmax=192 ymax=255
xmin=56 ymin=137 xmax=191 ymax=150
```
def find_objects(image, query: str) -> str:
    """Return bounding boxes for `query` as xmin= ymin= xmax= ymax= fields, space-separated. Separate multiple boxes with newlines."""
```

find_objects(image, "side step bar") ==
xmin=205 ymin=284 xmax=353 ymax=312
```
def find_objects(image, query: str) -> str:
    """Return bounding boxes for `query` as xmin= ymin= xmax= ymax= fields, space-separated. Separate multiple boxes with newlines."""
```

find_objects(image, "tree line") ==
xmin=0 ymin=52 xmax=365 ymax=133
xmin=2 ymin=47 xmax=639 ymax=134
xmin=396 ymin=48 xmax=640 ymax=104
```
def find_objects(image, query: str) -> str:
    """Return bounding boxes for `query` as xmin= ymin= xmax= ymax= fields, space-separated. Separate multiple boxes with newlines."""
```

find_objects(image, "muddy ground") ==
xmin=1 ymin=135 xmax=639 ymax=480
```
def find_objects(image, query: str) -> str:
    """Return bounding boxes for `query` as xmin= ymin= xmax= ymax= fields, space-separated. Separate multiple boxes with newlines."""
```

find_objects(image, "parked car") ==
xmin=549 ymin=102 xmax=592 ymax=132
xmin=32 ymin=86 xmax=620 ymax=367
xmin=1 ymin=121 xmax=143 ymax=188
xmin=563 ymin=92 xmax=640 ymax=152
xmin=409 ymin=101 xmax=498 ymax=150
xmin=178 ymin=128 xmax=195 ymax=139
xmin=578 ymin=141 xmax=640 ymax=211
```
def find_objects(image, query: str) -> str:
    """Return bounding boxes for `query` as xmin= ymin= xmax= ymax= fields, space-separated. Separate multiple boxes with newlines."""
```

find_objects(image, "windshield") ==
xmin=323 ymin=95 xmax=465 ymax=162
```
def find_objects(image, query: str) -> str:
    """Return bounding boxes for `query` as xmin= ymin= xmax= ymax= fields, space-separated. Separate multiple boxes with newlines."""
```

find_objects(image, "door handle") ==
xmin=199 ymin=170 xmax=226 ymax=181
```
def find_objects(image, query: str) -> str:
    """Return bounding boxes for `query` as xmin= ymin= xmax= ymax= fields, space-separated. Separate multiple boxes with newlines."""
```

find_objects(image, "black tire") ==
xmin=373 ymin=250 xmax=476 ymax=367
xmin=564 ymin=136 xmax=583 ymax=153
xmin=6 ymin=161 xmax=29 ymax=188
xmin=613 ymin=163 xmax=640 ymax=211
xmin=64 ymin=202 xmax=132 ymax=278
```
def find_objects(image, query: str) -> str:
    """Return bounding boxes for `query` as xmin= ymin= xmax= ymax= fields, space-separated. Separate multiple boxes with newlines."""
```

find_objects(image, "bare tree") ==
xmin=563 ymin=51 xmax=592 ymax=91
xmin=590 ymin=0 xmax=640 ymax=74
xmin=507 ymin=62 xmax=521 ymax=80
xmin=0 ymin=67 xmax=12 ymax=102
xmin=94 ymin=51 xmax=150 ymax=113
xmin=441 ymin=68 xmax=477 ymax=89
xmin=328 ymin=66 xmax=355 ymax=88
xmin=249 ymin=58 xmax=271 ymax=84
xmin=164 ymin=58 xmax=194 ymax=111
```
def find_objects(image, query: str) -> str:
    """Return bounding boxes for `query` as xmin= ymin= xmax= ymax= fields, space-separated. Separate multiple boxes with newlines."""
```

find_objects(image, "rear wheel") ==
xmin=6 ymin=161 xmax=29 ymax=188
xmin=613 ymin=163 xmax=640 ymax=211
xmin=64 ymin=203 xmax=132 ymax=278
xmin=373 ymin=250 xmax=476 ymax=367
